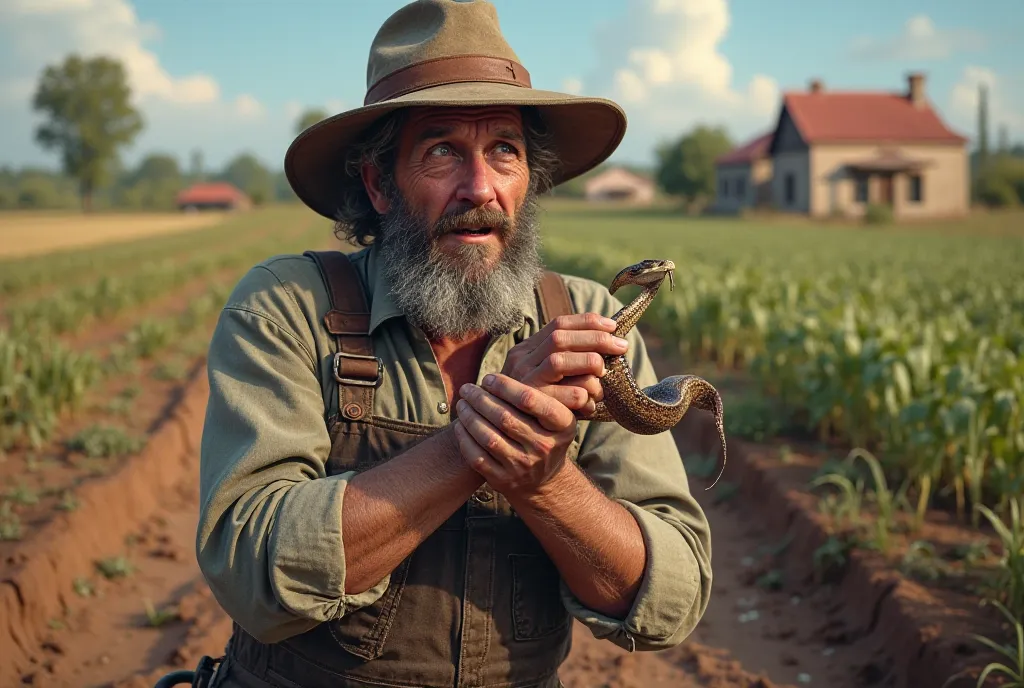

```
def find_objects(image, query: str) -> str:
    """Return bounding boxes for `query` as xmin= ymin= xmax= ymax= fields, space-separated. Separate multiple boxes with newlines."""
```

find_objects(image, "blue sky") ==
xmin=0 ymin=0 xmax=1021 ymax=174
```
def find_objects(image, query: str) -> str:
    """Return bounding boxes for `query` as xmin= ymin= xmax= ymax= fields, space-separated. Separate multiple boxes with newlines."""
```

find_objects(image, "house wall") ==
xmin=809 ymin=143 xmax=969 ymax=218
xmin=771 ymin=153 xmax=811 ymax=212
xmin=714 ymin=163 xmax=751 ymax=212
xmin=769 ymin=109 xmax=811 ymax=212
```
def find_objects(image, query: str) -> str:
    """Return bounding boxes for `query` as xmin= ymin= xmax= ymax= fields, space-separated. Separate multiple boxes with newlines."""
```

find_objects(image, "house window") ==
xmin=909 ymin=174 xmax=923 ymax=202
xmin=784 ymin=173 xmax=795 ymax=206
xmin=721 ymin=178 xmax=729 ymax=197
xmin=737 ymin=177 xmax=746 ymax=199
xmin=855 ymin=174 xmax=869 ymax=203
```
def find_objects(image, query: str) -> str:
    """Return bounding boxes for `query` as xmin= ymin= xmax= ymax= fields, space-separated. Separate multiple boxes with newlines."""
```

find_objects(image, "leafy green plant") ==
xmin=66 ymin=424 xmax=145 ymax=459
xmin=976 ymin=498 xmax=1024 ymax=620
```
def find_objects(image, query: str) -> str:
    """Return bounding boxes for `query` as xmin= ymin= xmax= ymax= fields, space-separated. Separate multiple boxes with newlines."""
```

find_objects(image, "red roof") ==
xmin=716 ymin=131 xmax=774 ymax=165
xmin=780 ymin=91 xmax=967 ymax=144
xmin=176 ymin=182 xmax=249 ymax=205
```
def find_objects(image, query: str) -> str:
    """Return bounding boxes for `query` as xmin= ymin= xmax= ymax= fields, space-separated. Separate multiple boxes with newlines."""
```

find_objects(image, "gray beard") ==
xmin=375 ymin=190 xmax=545 ymax=340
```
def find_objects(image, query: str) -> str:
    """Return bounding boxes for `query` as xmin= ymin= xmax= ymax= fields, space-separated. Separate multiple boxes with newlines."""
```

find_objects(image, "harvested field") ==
xmin=2 ymin=203 xmax=1021 ymax=688
xmin=0 ymin=210 xmax=230 ymax=258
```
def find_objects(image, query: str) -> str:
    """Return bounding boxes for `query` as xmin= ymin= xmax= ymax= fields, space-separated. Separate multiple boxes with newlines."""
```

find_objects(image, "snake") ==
xmin=575 ymin=259 xmax=727 ymax=490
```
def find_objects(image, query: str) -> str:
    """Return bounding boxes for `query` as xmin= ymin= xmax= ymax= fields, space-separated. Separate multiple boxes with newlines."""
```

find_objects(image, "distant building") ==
xmin=176 ymin=182 xmax=252 ymax=212
xmin=714 ymin=73 xmax=970 ymax=219
xmin=713 ymin=131 xmax=774 ymax=213
xmin=583 ymin=167 xmax=656 ymax=204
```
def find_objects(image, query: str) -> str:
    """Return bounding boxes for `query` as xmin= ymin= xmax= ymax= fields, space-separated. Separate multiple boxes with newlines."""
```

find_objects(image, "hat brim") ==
xmin=284 ymin=81 xmax=627 ymax=220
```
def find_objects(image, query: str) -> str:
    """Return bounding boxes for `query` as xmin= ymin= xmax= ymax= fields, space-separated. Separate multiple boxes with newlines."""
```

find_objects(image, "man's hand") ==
xmin=453 ymin=373 xmax=576 ymax=496
xmin=502 ymin=313 xmax=628 ymax=416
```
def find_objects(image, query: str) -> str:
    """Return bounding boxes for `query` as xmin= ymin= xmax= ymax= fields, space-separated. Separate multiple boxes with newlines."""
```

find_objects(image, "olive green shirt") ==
xmin=196 ymin=243 xmax=712 ymax=653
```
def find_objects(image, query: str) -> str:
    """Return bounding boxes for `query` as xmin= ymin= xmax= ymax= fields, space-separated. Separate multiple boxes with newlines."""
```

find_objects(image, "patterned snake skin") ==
xmin=576 ymin=259 xmax=727 ymax=489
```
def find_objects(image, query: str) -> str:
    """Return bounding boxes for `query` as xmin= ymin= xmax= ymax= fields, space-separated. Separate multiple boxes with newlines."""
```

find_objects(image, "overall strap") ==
xmin=535 ymin=270 xmax=575 ymax=326
xmin=303 ymin=250 xmax=383 ymax=422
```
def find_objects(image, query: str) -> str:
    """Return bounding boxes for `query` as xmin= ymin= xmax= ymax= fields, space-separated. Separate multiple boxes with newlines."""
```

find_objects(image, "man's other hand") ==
xmin=453 ymin=374 xmax=577 ymax=497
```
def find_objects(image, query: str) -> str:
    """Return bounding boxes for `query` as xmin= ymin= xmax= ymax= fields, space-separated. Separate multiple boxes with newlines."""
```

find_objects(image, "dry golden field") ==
xmin=0 ymin=209 xmax=231 ymax=258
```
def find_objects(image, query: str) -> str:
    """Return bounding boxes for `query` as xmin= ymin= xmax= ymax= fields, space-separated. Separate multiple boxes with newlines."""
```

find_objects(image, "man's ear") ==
xmin=361 ymin=162 xmax=391 ymax=214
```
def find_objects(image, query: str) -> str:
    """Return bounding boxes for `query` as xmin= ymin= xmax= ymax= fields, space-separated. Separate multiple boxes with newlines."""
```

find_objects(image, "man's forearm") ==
xmin=506 ymin=460 xmax=647 ymax=619
xmin=342 ymin=423 xmax=484 ymax=593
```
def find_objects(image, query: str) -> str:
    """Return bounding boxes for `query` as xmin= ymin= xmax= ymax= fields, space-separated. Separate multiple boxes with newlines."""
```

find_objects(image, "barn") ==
xmin=176 ymin=182 xmax=252 ymax=212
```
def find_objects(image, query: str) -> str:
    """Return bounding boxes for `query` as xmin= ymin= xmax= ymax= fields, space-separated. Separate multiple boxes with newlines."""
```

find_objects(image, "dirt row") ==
xmin=3 ymin=348 xmax=1006 ymax=688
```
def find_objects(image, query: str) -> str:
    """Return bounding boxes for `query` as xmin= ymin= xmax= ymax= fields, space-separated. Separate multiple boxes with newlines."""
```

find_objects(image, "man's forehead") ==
xmin=405 ymin=106 xmax=524 ymax=137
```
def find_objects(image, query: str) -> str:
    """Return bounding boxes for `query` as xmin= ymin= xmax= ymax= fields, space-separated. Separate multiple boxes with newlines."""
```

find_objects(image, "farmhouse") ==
xmin=583 ymin=166 xmax=656 ymax=204
xmin=176 ymin=182 xmax=252 ymax=212
xmin=715 ymin=73 xmax=970 ymax=219
xmin=712 ymin=131 xmax=774 ymax=213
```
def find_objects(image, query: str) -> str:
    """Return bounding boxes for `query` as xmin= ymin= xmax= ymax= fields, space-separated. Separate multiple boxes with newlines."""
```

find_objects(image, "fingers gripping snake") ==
xmin=575 ymin=259 xmax=727 ymax=489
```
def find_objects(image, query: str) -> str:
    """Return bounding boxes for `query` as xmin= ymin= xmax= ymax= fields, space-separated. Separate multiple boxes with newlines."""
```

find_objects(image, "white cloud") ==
xmin=849 ymin=14 xmax=986 ymax=61
xmin=0 ymin=0 xmax=221 ymax=106
xmin=325 ymin=98 xmax=345 ymax=114
xmin=562 ymin=78 xmax=583 ymax=96
xmin=0 ymin=0 xmax=283 ymax=170
xmin=949 ymin=67 xmax=1024 ymax=142
xmin=233 ymin=94 xmax=265 ymax=119
xmin=580 ymin=0 xmax=779 ymax=162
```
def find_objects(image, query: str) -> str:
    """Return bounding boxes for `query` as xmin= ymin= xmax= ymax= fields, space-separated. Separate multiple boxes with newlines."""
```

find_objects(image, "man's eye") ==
xmin=429 ymin=144 xmax=452 ymax=156
xmin=496 ymin=142 xmax=518 ymax=155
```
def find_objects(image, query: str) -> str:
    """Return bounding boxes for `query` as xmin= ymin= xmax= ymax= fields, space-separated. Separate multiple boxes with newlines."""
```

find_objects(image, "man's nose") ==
xmin=455 ymin=152 xmax=497 ymax=207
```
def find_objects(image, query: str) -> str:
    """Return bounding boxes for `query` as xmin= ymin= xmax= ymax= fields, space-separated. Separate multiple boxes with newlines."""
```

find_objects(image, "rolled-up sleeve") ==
xmin=560 ymin=282 xmax=713 ymax=652
xmin=196 ymin=265 xmax=389 ymax=644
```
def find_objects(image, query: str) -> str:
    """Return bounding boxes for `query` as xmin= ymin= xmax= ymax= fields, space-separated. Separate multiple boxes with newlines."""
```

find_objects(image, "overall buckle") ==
xmin=333 ymin=351 xmax=384 ymax=387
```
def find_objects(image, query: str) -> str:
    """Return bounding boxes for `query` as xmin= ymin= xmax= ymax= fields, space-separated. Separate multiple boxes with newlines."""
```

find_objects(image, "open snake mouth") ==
xmin=609 ymin=259 xmax=676 ymax=294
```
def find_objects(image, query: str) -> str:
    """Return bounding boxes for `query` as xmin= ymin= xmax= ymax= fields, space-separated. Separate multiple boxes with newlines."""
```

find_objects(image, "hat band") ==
xmin=364 ymin=54 xmax=532 ymax=106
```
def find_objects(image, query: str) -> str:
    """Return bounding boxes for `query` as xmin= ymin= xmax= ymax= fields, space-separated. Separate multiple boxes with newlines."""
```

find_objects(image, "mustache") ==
xmin=431 ymin=206 xmax=513 ymax=238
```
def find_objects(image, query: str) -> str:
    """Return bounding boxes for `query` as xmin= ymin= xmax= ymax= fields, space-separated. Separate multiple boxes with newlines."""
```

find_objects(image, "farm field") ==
xmin=2 ymin=202 xmax=1023 ymax=687
xmin=0 ymin=210 xmax=230 ymax=259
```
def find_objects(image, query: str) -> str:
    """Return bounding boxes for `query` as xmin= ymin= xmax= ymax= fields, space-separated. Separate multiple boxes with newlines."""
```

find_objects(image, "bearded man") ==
xmin=195 ymin=1 xmax=712 ymax=686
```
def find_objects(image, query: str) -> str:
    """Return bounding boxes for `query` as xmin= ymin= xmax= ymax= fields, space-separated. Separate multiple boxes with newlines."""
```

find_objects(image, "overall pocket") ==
xmin=324 ymin=556 xmax=412 ymax=660
xmin=509 ymin=553 xmax=571 ymax=641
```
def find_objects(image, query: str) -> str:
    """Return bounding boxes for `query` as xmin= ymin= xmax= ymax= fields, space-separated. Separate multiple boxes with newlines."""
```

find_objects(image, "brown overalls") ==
xmin=210 ymin=250 xmax=579 ymax=688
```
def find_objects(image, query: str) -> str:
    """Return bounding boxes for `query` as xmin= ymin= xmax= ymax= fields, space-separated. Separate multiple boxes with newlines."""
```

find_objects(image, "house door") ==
xmin=879 ymin=174 xmax=894 ymax=205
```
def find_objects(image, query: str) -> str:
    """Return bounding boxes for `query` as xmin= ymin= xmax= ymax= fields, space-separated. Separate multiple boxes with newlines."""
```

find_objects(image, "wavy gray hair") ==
xmin=332 ymin=106 xmax=561 ymax=247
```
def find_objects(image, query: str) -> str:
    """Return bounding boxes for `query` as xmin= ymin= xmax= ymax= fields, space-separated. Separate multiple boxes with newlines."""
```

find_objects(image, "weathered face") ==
xmin=363 ymin=105 xmax=545 ymax=340
xmin=365 ymin=105 xmax=531 ymax=271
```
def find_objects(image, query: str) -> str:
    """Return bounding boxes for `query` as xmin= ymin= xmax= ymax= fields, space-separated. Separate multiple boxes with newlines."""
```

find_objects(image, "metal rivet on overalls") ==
xmin=343 ymin=403 xmax=364 ymax=420
xmin=438 ymin=401 xmax=450 ymax=414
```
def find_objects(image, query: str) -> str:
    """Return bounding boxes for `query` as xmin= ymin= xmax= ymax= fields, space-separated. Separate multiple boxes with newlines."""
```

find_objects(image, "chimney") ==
xmin=809 ymin=79 xmax=824 ymax=94
xmin=907 ymin=72 xmax=926 ymax=107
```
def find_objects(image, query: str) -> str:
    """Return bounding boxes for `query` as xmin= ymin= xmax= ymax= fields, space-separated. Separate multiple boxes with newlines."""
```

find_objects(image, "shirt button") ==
xmin=438 ymin=401 xmax=450 ymax=414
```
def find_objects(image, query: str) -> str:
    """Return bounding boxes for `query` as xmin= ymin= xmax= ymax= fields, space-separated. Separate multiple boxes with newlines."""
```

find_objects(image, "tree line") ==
xmin=2 ymin=53 xmax=330 ymax=212
xmin=6 ymin=52 xmax=1023 ymax=213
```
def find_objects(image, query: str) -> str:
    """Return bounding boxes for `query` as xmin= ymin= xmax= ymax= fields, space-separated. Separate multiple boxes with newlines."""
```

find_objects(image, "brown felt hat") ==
xmin=284 ymin=0 xmax=628 ymax=220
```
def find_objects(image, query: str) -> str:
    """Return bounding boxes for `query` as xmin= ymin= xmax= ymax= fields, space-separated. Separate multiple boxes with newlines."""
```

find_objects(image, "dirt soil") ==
xmin=4 ymin=341 xmax=1010 ymax=688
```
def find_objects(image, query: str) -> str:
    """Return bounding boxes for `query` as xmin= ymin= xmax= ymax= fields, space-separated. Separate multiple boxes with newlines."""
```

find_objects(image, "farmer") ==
xmin=195 ymin=1 xmax=712 ymax=686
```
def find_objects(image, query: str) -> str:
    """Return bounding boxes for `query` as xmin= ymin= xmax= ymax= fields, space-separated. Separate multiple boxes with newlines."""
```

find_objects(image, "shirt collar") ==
xmin=363 ymin=242 xmax=540 ymax=336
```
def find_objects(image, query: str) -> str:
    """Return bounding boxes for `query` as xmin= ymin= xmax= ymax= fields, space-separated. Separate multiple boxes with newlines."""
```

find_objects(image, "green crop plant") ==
xmin=975 ymin=498 xmax=1024 ymax=621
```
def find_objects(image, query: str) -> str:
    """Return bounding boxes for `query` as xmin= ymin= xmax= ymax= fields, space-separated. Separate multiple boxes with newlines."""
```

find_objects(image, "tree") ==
xmin=295 ymin=108 xmax=329 ymax=135
xmin=220 ymin=153 xmax=273 ymax=205
xmin=655 ymin=125 xmax=734 ymax=206
xmin=31 ymin=54 xmax=144 ymax=212
xmin=129 ymin=153 xmax=181 ymax=185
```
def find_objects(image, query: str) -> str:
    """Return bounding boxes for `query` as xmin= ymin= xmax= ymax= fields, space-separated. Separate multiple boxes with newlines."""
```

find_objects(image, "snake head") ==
xmin=608 ymin=259 xmax=676 ymax=295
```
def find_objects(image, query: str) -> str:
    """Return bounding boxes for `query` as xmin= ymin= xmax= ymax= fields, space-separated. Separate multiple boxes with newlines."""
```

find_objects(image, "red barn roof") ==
xmin=779 ymin=91 xmax=968 ymax=145
xmin=716 ymin=131 xmax=774 ymax=165
xmin=176 ymin=182 xmax=249 ymax=205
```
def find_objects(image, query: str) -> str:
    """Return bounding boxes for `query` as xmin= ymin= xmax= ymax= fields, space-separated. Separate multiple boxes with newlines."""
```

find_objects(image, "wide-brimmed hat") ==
xmin=285 ymin=0 xmax=627 ymax=220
